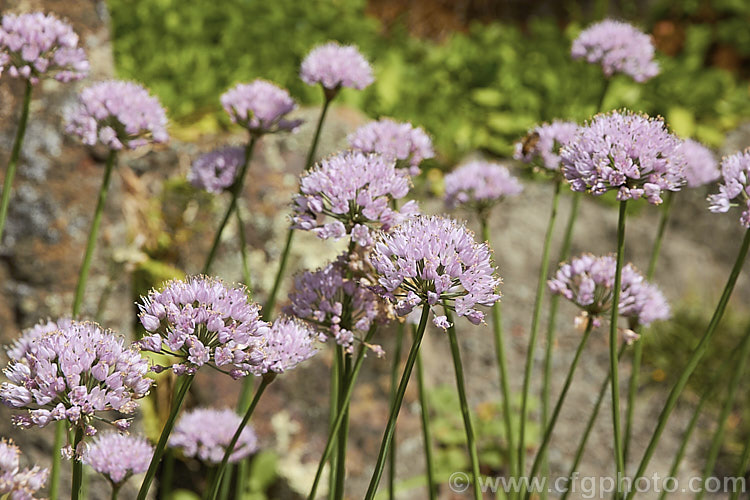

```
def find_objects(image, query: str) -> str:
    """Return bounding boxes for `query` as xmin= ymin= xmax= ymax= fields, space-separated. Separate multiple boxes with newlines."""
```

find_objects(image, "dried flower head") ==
xmin=571 ymin=19 xmax=659 ymax=82
xmin=137 ymin=276 xmax=269 ymax=378
xmin=170 ymin=408 xmax=259 ymax=464
xmin=300 ymin=42 xmax=374 ymax=93
xmin=188 ymin=146 xmax=245 ymax=194
xmin=560 ymin=110 xmax=686 ymax=204
xmin=1 ymin=321 xmax=151 ymax=432
xmin=83 ymin=432 xmax=153 ymax=485
xmin=65 ymin=80 xmax=169 ymax=150
xmin=0 ymin=439 xmax=48 ymax=499
xmin=514 ymin=121 xmax=579 ymax=172
xmin=292 ymin=151 xmax=418 ymax=246
xmin=0 ymin=12 xmax=88 ymax=84
xmin=444 ymin=161 xmax=523 ymax=213
xmin=708 ymin=150 xmax=750 ymax=227
xmin=347 ymin=118 xmax=434 ymax=175
xmin=251 ymin=317 xmax=317 ymax=375
xmin=370 ymin=215 xmax=501 ymax=329
xmin=221 ymin=80 xmax=301 ymax=135
xmin=680 ymin=139 xmax=719 ymax=188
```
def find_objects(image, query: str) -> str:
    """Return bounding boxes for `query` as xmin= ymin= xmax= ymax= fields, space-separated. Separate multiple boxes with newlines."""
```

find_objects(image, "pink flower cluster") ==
xmin=301 ymin=42 xmax=374 ymax=92
xmin=348 ymin=118 xmax=434 ymax=175
xmin=221 ymin=80 xmax=301 ymax=135
xmin=708 ymin=150 xmax=750 ymax=227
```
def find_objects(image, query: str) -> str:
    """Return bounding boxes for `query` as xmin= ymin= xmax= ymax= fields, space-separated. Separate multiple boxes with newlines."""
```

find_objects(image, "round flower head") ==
xmin=6 ymin=318 xmax=72 ymax=363
xmin=0 ymin=12 xmax=88 ymax=84
xmin=137 ymin=276 xmax=270 ymax=378
xmin=170 ymin=408 xmax=259 ymax=464
xmin=0 ymin=438 xmax=48 ymax=499
xmin=347 ymin=118 xmax=434 ymax=175
xmin=514 ymin=121 xmax=579 ymax=172
xmin=621 ymin=281 xmax=671 ymax=329
xmin=83 ymin=432 xmax=153 ymax=485
xmin=370 ymin=215 xmax=501 ymax=329
xmin=292 ymin=151 xmax=419 ymax=247
xmin=300 ymin=42 xmax=374 ymax=94
xmin=251 ymin=317 xmax=317 ymax=376
xmin=188 ymin=146 xmax=245 ymax=194
xmin=571 ymin=19 xmax=659 ymax=82
xmin=680 ymin=139 xmax=719 ymax=188
xmin=560 ymin=110 xmax=686 ymax=204
xmin=65 ymin=80 xmax=169 ymax=150
xmin=221 ymin=80 xmax=301 ymax=135
xmin=708 ymin=150 xmax=750 ymax=227
xmin=444 ymin=161 xmax=523 ymax=213
xmin=0 ymin=321 xmax=152 ymax=433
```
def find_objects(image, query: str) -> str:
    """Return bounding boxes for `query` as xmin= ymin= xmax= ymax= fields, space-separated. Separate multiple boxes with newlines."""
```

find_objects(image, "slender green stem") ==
xmin=202 ymin=136 xmax=257 ymax=274
xmin=525 ymin=319 xmax=594 ymax=499
xmin=560 ymin=344 xmax=627 ymax=500
xmin=236 ymin=209 xmax=252 ymax=291
xmin=444 ymin=306 xmax=482 ymax=500
xmin=208 ymin=376 xmax=272 ymax=500
xmin=595 ymin=78 xmax=610 ymax=114
xmin=111 ymin=482 xmax=122 ymax=500
xmin=49 ymin=420 xmax=65 ymax=500
xmin=518 ymin=179 xmax=561 ymax=474
xmin=327 ymin=344 xmax=340 ymax=500
xmin=0 ymin=80 xmax=32 ymax=243
xmin=387 ymin=322 xmax=405 ymax=500
xmin=730 ymin=437 xmax=750 ymax=500
xmin=334 ymin=349 xmax=351 ymax=500
xmin=160 ymin=449 xmax=175 ymax=500
xmin=71 ymin=426 xmax=84 ymax=500
xmin=305 ymin=95 xmax=332 ymax=171
xmin=218 ymin=464 xmax=233 ymax=500
xmin=413 ymin=324 xmax=436 ymax=500
xmin=308 ymin=325 xmax=378 ymax=500
xmin=72 ymin=149 xmax=118 ymax=317
xmin=626 ymin=228 xmax=750 ymax=500
xmin=137 ymin=374 xmax=196 ymax=500
xmin=364 ymin=307 xmax=431 ymax=500
xmin=610 ymin=200 xmax=628 ymax=496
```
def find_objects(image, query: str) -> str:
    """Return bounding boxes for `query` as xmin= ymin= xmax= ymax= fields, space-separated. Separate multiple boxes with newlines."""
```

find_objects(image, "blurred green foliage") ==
xmin=108 ymin=0 xmax=750 ymax=163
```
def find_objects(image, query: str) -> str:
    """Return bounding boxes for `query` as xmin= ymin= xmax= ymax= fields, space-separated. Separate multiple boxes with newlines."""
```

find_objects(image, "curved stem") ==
xmin=730 ymin=436 xmax=750 ymax=500
xmin=414 ymin=324 xmax=436 ymax=500
xmin=363 ymin=307 xmax=431 ymax=500
xmin=72 ymin=149 xmax=118 ymax=317
xmin=518 ymin=179 xmax=561 ymax=474
xmin=202 ymin=136 xmax=257 ymax=275
xmin=305 ymin=95 xmax=332 ymax=171
xmin=0 ymin=80 xmax=32 ymax=244
xmin=236 ymin=208 xmax=252 ymax=292
xmin=387 ymin=322 xmax=405 ymax=500
xmin=308 ymin=324 xmax=378 ymax=500
xmin=137 ymin=374 xmax=195 ymax=500
xmin=626 ymin=228 xmax=750 ymax=500
xmin=49 ymin=420 xmax=65 ymax=500
xmin=444 ymin=306 xmax=482 ymax=500
xmin=71 ymin=426 xmax=84 ymax=500
xmin=525 ymin=318 xmax=594 ymax=500
xmin=208 ymin=376 xmax=272 ymax=500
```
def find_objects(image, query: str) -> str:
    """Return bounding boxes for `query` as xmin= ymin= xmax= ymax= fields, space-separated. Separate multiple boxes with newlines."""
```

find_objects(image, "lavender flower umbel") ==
xmin=370 ymin=215 xmax=501 ymax=329
xmin=444 ymin=161 xmax=523 ymax=213
xmin=0 ymin=438 xmax=48 ymax=499
xmin=680 ymin=139 xmax=719 ymax=188
xmin=292 ymin=151 xmax=418 ymax=246
xmin=137 ymin=276 xmax=270 ymax=378
xmin=221 ymin=80 xmax=301 ymax=136
xmin=6 ymin=318 xmax=72 ymax=363
xmin=0 ymin=321 xmax=151 ymax=434
xmin=560 ymin=110 xmax=686 ymax=204
xmin=0 ymin=12 xmax=88 ymax=84
xmin=300 ymin=42 xmax=374 ymax=94
xmin=251 ymin=317 xmax=318 ymax=376
xmin=83 ymin=432 xmax=153 ymax=486
xmin=514 ymin=120 xmax=579 ymax=172
xmin=170 ymin=408 xmax=259 ymax=464
xmin=65 ymin=80 xmax=169 ymax=150
xmin=188 ymin=146 xmax=245 ymax=194
xmin=347 ymin=118 xmax=434 ymax=175
xmin=571 ymin=19 xmax=659 ymax=82
xmin=708 ymin=150 xmax=750 ymax=227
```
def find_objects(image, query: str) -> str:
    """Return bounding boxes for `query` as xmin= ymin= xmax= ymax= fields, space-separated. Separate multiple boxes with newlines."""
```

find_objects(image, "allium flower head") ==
xmin=571 ymin=19 xmax=659 ymax=82
xmin=444 ymin=161 xmax=523 ymax=213
xmin=514 ymin=121 xmax=579 ymax=172
xmin=251 ymin=317 xmax=317 ymax=375
xmin=1 ymin=321 xmax=152 ymax=432
xmin=679 ymin=139 xmax=719 ymax=188
xmin=188 ymin=146 xmax=245 ymax=194
xmin=137 ymin=276 xmax=269 ymax=378
xmin=6 ymin=318 xmax=72 ymax=363
xmin=347 ymin=118 xmax=434 ymax=175
xmin=0 ymin=439 xmax=48 ymax=499
xmin=560 ymin=110 xmax=686 ymax=204
xmin=370 ymin=215 xmax=501 ymax=328
xmin=83 ymin=432 xmax=153 ymax=485
xmin=292 ymin=151 xmax=418 ymax=246
xmin=708 ymin=150 xmax=750 ymax=227
xmin=170 ymin=408 xmax=259 ymax=464
xmin=221 ymin=80 xmax=301 ymax=135
xmin=0 ymin=12 xmax=88 ymax=84
xmin=300 ymin=42 xmax=374 ymax=94
xmin=65 ymin=80 xmax=169 ymax=150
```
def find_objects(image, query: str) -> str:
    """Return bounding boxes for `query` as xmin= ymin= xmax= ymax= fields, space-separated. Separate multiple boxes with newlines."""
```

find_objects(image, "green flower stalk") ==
xmin=730 ymin=439 xmax=750 ymax=500
xmin=387 ymin=322 xmax=405 ymax=500
xmin=414 ymin=325 xmax=436 ymax=500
